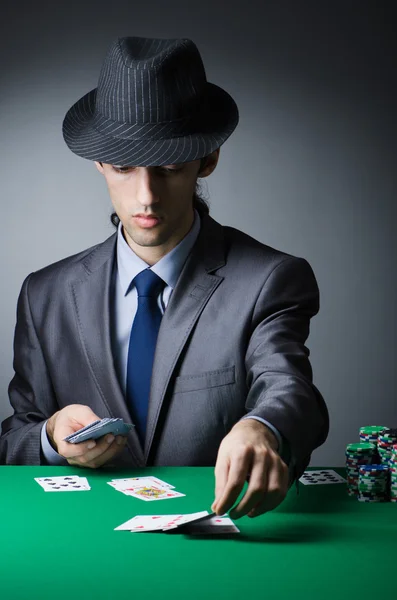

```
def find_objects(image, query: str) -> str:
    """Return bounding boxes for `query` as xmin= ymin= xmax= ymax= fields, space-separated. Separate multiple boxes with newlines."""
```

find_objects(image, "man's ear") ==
xmin=198 ymin=149 xmax=220 ymax=178
xmin=95 ymin=161 xmax=105 ymax=174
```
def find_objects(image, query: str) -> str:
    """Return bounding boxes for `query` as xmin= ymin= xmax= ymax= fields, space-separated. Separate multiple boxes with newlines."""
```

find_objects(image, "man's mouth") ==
xmin=133 ymin=214 xmax=161 ymax=228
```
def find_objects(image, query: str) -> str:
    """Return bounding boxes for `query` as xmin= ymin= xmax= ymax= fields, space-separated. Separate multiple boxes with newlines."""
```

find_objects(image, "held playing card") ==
xmin=162 ymin=512 xmax=212 ymax=530
xmin=63 ymin=418 xmax=134 ymax=444
xmin=114 ymin=511 xmax=240 ymax=534
xmin=163 ymin=512 xmax=240 ymax=534
xmin=115 ymin=511 xmax=210 ymax=532
xmin=181 ymin=515 xmax=240 ymax=535
xmin=299 ymin=469 xmax=347 ymax=485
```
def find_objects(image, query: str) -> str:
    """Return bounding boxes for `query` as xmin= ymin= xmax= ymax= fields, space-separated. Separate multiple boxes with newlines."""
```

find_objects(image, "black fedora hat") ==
xmin=62 ymin=36 xmax=239 ymax=167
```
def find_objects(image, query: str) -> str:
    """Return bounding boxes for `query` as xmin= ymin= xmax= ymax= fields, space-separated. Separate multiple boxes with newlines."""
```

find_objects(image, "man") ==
xmin=0 ymin=36 xmax=329 ymax=519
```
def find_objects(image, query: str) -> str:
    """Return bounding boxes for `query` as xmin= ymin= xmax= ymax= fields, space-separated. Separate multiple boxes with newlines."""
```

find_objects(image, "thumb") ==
xmin=69 ymin=404 xmax=101 ymax=429
xmin=54 ymin=404 xmax=101 ymax=441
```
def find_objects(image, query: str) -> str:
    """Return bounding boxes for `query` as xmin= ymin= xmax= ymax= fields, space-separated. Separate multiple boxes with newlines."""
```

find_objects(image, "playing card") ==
xmin=182 ymin=515 xmax=240 ymax=535
xmin=122 ymin=485 xmax=185 ymax=501
xmin=107 ymin=480 xmax=153 ymax=493
xmin=64 ymin=418 xmax=134 ymax=444
xmin=115 ymin=511 xmax=209 ymax=532
xmin=162 ymin=511 xmax=211 ymax=530
xmin=34 ymin=475 xmax=91 ymax=492
xmin=63 ymin=419 xmax=105 ymax=443
xmin=108 ymin=477 xmax=175 ymax=492
xmin=149 ymin=476 xmax=174 ymax=489
xmin=63 ymin=420 xmax=101 ymax=438
xmin=114 ymin=511 xmax=240 ymax=534
xmin=299 ymin=469 xmax=347 ymax=485
xmin=115 ymin=515 xmax=179 ymax=532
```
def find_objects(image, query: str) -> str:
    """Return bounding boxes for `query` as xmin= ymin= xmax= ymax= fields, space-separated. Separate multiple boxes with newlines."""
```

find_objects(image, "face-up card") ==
xmin=108 ymin=477 xmax=175 ymax=492
xmin=122 ymin=485 xmax=185 ymax=501
xmin=115 ymin=512 xmax=210 ymax=532
xmin=123 ymin=476 xmax=175 ymax=489
xmin=162 ymin=511 xmax=212 ymax=531
xmin=114 ymin=511 xmax=240 ymax=534
xmin=35 ymin=476 xmax=91 ymax=492
xmin=299 ymin=470 xmax=347 ymax=485
xmin=146 ymin=476 xmax=175 ymax=489
xmin=115 ymin=515 xmax=179 ymax=532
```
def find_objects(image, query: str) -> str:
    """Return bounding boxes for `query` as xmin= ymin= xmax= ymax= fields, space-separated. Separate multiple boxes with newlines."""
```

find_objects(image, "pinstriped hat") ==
xmin=62 ymin=36 xmax=239 ymax=166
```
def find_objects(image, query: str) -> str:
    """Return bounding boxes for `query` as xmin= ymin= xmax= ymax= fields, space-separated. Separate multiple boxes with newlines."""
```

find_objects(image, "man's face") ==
xmin=96 ymin=153 xmax=218 ymax=262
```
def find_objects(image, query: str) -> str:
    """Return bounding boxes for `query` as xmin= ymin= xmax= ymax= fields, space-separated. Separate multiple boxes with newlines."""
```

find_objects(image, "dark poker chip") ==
xmin=381 ymin=428 xmax=397 ymax=436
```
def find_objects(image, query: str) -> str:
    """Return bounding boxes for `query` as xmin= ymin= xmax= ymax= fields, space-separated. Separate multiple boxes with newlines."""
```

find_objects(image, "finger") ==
xmin=65 ymin=433 xmax=116 ymax=463
xmin=212 ymin=451 xmax=252 ymax=516
xmin=59 ymin=432 xmax=128 ymax=461
xmin=84 ymin=437 xmax=127 ymax=468
xmin=211 ymin=455 xmax=230 ymax=512
xmin=68 ymin=436 xmax=127 ymax=469
xmin=248 ymin=459 xmax=289 ymax=517
xmin=229 ymin=452 xmax=268 ymax=519
xmin=57 ymin=437 xmax=98 ymax=459
xmin=53 ymin=406 xmax=101 ymax=450
xmin=69 ymin=405 xmax=101 ymax=429
xmin=115 ymin=435 xmax=127 ymax=446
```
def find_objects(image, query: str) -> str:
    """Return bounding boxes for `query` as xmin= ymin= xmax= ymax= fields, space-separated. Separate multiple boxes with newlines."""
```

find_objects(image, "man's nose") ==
xmin=136 ymin=168 xmax=159 ymax=207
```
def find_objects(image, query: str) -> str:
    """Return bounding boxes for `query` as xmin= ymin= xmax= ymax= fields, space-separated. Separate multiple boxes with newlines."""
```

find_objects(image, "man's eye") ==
xmin=111 ymin=165 xmax=182 ymax=175
xmin=112 ymin=165 xmax=134 ymax=174
xmin=159 ymin=166 xmax=182 ymax=174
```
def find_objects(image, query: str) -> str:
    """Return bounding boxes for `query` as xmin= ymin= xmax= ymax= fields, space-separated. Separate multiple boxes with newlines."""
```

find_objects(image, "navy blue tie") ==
xmin=126 ymin=269 xmax=165 ymax=445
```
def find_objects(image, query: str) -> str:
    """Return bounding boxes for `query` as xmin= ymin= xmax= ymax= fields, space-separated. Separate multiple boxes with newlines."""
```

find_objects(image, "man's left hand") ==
xmin=211 ymin=419 xmax=289 ymax=519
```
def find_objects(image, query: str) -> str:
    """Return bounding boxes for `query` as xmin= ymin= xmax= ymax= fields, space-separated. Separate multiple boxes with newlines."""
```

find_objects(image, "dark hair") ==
xmin=110 ymin=157 xmax=210 ymax=228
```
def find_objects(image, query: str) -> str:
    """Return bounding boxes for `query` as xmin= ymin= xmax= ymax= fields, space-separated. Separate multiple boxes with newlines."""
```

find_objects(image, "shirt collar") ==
xmin=117 ymin=209 xmax=201 ymax=295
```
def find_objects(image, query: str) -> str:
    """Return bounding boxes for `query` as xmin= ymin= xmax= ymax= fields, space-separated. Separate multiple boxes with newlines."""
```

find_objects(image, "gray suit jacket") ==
xmin=0 ymin=214 xmax=329 ymax=477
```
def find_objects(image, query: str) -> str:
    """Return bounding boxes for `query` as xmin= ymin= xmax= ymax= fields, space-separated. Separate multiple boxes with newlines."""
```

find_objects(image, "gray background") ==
xmin=0 ymin=0 xmax=396 ymax=466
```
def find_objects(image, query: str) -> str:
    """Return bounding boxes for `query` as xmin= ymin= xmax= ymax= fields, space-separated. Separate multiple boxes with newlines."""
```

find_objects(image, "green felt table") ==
xmin=1 ymin=466 xmax=396 ymax=599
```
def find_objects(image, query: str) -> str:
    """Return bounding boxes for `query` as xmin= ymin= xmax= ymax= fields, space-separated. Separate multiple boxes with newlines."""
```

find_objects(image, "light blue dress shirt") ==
xmin=41 ymin=209 xmax=283 ymax=463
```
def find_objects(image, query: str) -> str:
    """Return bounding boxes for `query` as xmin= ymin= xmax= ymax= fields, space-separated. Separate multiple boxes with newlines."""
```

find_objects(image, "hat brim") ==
xmin=62 ymin=83 xmax=238 ymax=166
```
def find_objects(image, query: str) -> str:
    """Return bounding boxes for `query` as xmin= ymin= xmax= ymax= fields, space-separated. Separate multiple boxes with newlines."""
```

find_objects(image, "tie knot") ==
xmin=133 ymin=269 xmax=165 ymax=298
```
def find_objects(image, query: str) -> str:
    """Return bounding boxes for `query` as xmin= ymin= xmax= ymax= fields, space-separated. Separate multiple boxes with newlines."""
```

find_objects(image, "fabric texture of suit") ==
xmin=0 ymin=214 xmax=329 ymax=477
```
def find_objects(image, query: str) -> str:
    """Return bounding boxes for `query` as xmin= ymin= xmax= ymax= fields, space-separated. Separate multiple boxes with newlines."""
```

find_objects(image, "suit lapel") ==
xmin=144 ymin=215 xmax=226 ymax=461
xmin=70 ymin=233 xmax=145 ymax=466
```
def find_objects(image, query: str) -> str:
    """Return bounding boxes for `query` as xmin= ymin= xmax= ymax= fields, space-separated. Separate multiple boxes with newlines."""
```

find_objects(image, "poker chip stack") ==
xmin=345 ymin=443 xmax=377 ymax=497
xmin=390 ymin=445 xmax=397 ymax=503
xmin=357 ymin=464 xmax=389 ymax=503
xmin=377 ymin=429 xmax=397 ymax=466
xmin=359 ymin=426 xmax=386 ymax=447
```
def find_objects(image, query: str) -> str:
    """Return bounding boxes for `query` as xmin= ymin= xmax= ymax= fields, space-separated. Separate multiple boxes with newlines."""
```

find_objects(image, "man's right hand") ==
xmin=46 ymin=404 xmax=127 ymax=468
